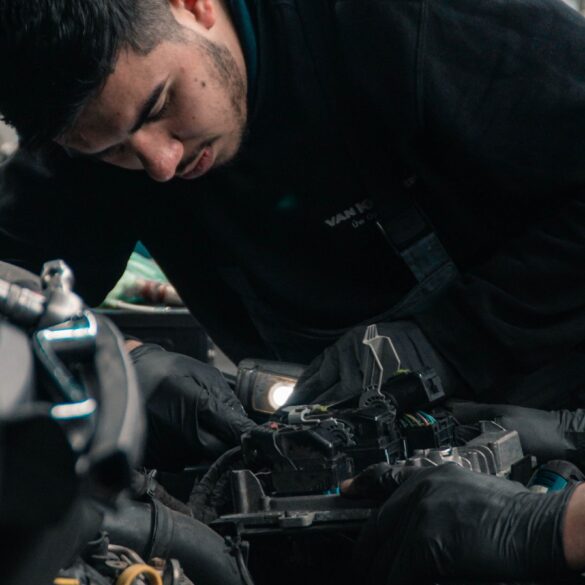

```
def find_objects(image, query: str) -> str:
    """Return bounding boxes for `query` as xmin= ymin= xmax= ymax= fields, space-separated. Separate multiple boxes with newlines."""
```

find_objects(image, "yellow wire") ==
xmin=54 ymin=579 xmax=80 ymax=585
xmin=115 ymin=564 xmax=163 ymax=585
xmin=404 ymin=413 xmax=420 ymax=426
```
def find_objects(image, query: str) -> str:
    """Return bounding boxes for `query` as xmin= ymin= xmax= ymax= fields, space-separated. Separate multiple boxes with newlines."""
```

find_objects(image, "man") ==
xmin=2 ymin=0 xmax=585 ymax=410
xmin=1 ymin=0 xmax=585 ymax=579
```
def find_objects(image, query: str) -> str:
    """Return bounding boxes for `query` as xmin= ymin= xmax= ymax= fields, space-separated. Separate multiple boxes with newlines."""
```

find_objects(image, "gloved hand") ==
xmin=130 ymin=343 xmax=257 ymax=469
xmin=447 ymin=400 xmax=585 ymax=467
xmin=291 ymin=321 xmax=460 ymax=406
xmin=340 ymin=462 xmax=419 ymax=500
xmin=351 ymin=463 xmax=577 ymax=584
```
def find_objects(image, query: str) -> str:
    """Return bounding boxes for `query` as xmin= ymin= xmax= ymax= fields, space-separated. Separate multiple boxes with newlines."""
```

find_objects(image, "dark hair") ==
xmin=0 ymin=0 xmax=183 ymax=148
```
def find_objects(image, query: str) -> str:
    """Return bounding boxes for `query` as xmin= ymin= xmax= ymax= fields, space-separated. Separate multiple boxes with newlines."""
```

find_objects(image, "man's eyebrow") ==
xmin=129 ymin=79 xmax=168 ymax=134
xmin=62 ymin=80 xmax=168 ymax=159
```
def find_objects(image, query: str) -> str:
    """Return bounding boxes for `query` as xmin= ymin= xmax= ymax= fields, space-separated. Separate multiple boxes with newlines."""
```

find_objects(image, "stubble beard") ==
xmin=194 ymin=33 xmax=248 ymax=167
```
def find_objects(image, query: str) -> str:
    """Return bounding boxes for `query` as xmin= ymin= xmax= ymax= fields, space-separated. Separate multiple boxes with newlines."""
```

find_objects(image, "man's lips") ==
xmin=177 ymin=145 xmax=215 ymax=180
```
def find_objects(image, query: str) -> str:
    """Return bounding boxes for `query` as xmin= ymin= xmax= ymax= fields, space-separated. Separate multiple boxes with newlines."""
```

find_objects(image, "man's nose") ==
xmin=129 ymin=131 xmax=183 ymax=182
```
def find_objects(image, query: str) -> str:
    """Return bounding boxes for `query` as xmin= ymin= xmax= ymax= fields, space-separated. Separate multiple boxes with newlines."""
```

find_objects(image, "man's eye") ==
xmin=148 ymin=95 xmax=171 ymax=123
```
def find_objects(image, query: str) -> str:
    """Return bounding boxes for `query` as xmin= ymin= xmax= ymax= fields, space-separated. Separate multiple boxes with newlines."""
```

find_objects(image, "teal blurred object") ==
xmin=134 ymin=240 xmax=152 ymax=259
xmin=101 ymin=248 xmax=182 ymax=309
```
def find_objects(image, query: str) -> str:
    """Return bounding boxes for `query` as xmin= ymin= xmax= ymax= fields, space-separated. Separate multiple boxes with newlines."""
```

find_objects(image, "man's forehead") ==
xmin=60 ymin=94 xmax=127 ymax=151
xmin=61 ymin=49 xmax=165 ymax=150
xmin=83 ymin=53 xmax=149 ymax=120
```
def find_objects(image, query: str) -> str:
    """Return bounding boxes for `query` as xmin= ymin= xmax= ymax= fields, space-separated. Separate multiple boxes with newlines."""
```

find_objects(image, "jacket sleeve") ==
xmin=411 ymin=0 xmax=585 ymax=398
xmin=0 ymin=148 xmax=140 ymax=306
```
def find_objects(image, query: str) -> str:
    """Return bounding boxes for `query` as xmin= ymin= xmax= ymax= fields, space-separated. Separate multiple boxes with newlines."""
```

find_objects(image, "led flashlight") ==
xmin=235 ymin=358 xmax=305 ymax=418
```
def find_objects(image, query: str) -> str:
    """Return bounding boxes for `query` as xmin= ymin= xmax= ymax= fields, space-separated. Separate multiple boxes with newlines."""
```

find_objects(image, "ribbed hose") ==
xmin=103 ymin=499 xmax=245 ymax=585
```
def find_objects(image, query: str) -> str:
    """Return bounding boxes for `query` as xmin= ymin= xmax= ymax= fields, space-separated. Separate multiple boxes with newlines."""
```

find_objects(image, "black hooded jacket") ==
xmin=2 ymin=0 xmax=585 ymax=406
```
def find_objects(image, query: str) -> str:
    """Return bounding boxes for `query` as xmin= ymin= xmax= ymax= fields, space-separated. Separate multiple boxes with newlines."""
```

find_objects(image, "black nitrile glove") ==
xmin=291 ymin=321 xmax=460 ymax=406
xmin=448 ymin=400 xmax=585 ymax=468
xmin=130 ymin=343 xmax=257 ymax=468
xmin=341 ymin=462 xmax=419 ymax=500
xmin=354 ymin=463 xmax=577 ymax=584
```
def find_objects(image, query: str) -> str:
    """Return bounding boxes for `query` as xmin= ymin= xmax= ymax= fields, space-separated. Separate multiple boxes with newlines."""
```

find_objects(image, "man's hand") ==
xmin=351 ymin=463 xmax=578 ymax=584
xmin=130 ymin=343 xmax=256 ymax=469
xmin=340 ymin=462 xmax=419 ymax=500
xmin=291 ymin=321 xmax=461 ymax=406
xmin=448 ymin=400 xmax=585 ymax=467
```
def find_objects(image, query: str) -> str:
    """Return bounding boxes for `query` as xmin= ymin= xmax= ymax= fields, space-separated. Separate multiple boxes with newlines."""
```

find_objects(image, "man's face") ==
xmin=60 ymin=3 xmax=247 ymax=182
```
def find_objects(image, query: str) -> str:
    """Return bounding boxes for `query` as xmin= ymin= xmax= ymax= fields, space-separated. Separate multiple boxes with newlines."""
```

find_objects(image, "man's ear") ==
xmin=168 ymin=0 xmax=216 ymax=30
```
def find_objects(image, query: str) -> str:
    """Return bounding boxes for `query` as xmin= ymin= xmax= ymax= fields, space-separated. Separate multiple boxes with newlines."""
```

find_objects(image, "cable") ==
xmin=418 ymin=411 xmax=437 ymax=425
xmin=190 ymin=446 xmax=243 ymax=518
xmin=273 ymin=429 xmax=298 ymax=470
xmin=115 ymin=564 xmax=163 ymax=585
xmin=402 ymin=413 xmax=420 ymax=427
xmin=415 ymin=412 xmax=430 ymax=426
xmin=108 ymin=544 xmax=146 ymax=565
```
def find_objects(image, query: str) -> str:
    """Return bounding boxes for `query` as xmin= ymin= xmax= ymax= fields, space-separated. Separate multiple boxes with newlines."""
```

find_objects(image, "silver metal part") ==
xmin=408 ymin=447 xmax=468 ymax=468
xmin=462 ymin=420 xmax=525 ymax=476
xmin=0 ymin=320 xmax=35 ymax=414
xmin=51 ymin=398 xmax=98 ymax=421
xmin=0 ymin=259 xmax=84 ymax=328
xmin=41 ymin=259 xmax=75 ymax=292
xmin=39 ymin=259 xmax=84 ymax=328
xmin=34 ymin=309 xmax=100 ymax=453
xmin=0 ymin=279 xmax=46 ymax=325
xmin=35 ymin=310 xmax=98 ymax=404
xmin=403 ymin=422 xmax=524 ymax=477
